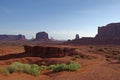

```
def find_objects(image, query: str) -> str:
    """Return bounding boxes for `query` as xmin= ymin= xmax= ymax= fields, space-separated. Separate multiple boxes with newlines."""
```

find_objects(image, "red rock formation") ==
xmin=24 ymin=45 xmax=77 ymax=58
xmin=68 ymin=22 xmax=120 ymax=44
xmin=35 ymin=32 xmax=49 ymax=41
xmin=75 ymin=34 xmax=80 ymax=40
xmin=0 ymin=34 xmax=26 ymax=41
xmin=71 ymin=37 xmax=94 ymax=44
xmin=95 ymin=23 xmax=120 ymax=41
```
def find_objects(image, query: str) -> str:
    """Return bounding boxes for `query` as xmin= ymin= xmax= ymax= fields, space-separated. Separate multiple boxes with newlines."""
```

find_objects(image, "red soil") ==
xmin=0 ymin=44 xmax=120 ymax=80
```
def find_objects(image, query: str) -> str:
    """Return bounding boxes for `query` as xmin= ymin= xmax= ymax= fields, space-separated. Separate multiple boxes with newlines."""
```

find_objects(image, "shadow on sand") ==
xmin=0 ymin=52 xmax=38 ymax=60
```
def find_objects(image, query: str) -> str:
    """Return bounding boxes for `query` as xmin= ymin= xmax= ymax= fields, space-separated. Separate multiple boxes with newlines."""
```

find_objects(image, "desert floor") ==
xmin=0 ymin=43 xmax=120 ymax=80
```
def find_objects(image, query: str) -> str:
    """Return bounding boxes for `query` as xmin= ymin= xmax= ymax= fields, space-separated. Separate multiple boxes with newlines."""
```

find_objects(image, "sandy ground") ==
xmin=0 ymin=44 xmax=120 ymax=80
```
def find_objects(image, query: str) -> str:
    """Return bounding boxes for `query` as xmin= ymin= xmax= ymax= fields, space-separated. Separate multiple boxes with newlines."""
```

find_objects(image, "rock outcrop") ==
xmin=35 ymin=32 xmax=49 ymax=41
xmin=0 ymin=34 xmax=26 ymax=41
xmin=24 ymin=45 xmax=77 ymax=58
xmin=95 ymin=23 xmax=120 ymax=41
xmin=71 ymin=37 xmax=94 ymax=44
xmin=75 ymin=34 xmax=80 ymax=40
xmin=68 ymin=22 xmax=120 ymax=44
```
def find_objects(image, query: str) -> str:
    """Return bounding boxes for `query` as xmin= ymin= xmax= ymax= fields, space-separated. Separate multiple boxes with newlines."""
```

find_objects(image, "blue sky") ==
xmin=0 ymin=0 xmax=120 ymax=40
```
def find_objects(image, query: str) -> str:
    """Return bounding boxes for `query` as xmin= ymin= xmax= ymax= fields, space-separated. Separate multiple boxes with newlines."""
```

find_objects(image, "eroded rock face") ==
xmin=24 ymin=45 xmax=77 ymax=58
xmin=0 ymin=34 xmax=26 ymax=41
xmin=35 ymin=32 xmax=49 ymax=41
xmin=68 ymin=23 xmax=120 ymax=44
xmin=71 ymin=37 xmax=94 ymax=44
xmin=95 ymin=23 xmax=120 ymax=41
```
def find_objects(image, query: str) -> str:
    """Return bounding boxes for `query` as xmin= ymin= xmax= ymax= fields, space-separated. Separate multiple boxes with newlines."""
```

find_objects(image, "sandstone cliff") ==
xmin=0 ymin=34 xmax=26 ymax=41
xmin=24 ymin=45 xmax=77 ymax=58
xmin=95 ymin=23 xmax=120 ymax=41
xmin=68 ymin=22 xmax=120 ymax=44
xmin=35 ymin=32 xmax=49 ymax=41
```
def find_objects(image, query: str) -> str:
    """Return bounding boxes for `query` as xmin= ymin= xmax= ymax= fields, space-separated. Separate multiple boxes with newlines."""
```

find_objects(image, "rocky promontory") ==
xmin=69 ymin=22 xmax=120 ymax=44
xmin=95 ymin=23 xmax=120 ymax=41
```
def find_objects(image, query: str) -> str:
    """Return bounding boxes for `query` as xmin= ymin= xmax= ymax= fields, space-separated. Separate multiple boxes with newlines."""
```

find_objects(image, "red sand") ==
xmin=0 ymin=45 xmax=120 ymax=80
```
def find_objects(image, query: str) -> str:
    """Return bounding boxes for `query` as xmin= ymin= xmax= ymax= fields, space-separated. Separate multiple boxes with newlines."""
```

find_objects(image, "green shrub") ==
xmin=7 ymin=62 xmax=31 ymax=73
xmin=22 ymin=64 xmax=31 ymax=72
xmin=74 ymin=55 xmax=80 ymax=58
xmin=66 ymin=61 xmax=80 ymax=71
xmin=79 ymin=55 xmax=85 ymax=59
xmin=0 ymin=67 xmax=10 ymax=75
xmin=104 ymin=47 xmax=108 ymax=50
xmin=1 ymin=61 xmax=80 ymax=76
xmin=7 ymin=62 xmax=40 ymax=76
xmin=71 ymin=55 xmax=80 ymax=61
xmin=66 ymin=62 xmax=80 ymax=71
xmin=8 ymin=62 xmax=24 ymax=73
xmin=27 ymin=64 xmax=40 ymax=76
xmin=105 ymin=54 xmax=110 ymax=58
xmin=39 ymin=65 xmax=48 ymax=71
xmin=41 ymin=61 xmax=46 ymax=65
xmin=51 ymin=63 xmax=67 ymax=72
xmin=89 ymin=46 xmax=93 ymax=49
xmin=49 ymin=61 xmax=80 ymax=72
xmin=72 ymin=54 xmax=91 ymax=60
xmin=97 ymin=48 xmax=104 ymax=52
xmin=71 ymin=57 xmax=77 ymax=61
xmin=118 ymin=56 xmax=120 ymax=61
xmin=66 ymin=61 xmax=73 ymax=65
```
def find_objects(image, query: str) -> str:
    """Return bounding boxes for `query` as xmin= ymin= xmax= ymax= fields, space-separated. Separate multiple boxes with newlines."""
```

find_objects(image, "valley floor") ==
xmin=0 ymin=44 xmax=120 ymax=80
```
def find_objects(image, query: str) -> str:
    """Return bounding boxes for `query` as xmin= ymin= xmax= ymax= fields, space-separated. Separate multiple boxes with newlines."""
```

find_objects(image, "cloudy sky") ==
xmin=0 ymin=0 xmax=120 ymax=40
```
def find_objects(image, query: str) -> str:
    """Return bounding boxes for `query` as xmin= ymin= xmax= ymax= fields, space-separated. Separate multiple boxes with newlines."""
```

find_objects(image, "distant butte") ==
xmin=0 ymin=34 xmax=26 ymax=41
xmin=34 ymin=32 xmax=50 ymax=41
xmin=95 ymin=23 xmax=120 ymax=41
xmin=69 ymin=22 xmax=120 ymax=44
xmin=0 ymin=22 xmax=120 ymax=44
